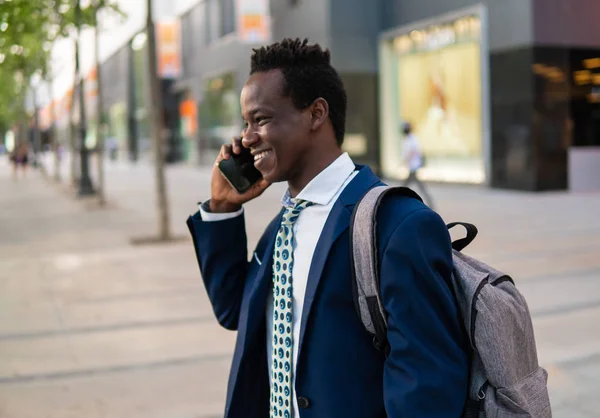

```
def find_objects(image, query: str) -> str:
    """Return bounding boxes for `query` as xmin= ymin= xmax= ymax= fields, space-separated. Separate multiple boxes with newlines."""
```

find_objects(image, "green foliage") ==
xmin=0 ymin=0 xmax=124 ymax=131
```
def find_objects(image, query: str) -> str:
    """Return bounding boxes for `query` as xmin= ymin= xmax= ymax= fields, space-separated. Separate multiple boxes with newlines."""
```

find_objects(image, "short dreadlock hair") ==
xmin=250 ymin=38 xmax=347 ymax=146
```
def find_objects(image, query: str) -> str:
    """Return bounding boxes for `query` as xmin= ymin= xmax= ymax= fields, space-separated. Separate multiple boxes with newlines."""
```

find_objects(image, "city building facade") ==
xmin=174 ymin=0 xmax=600 ymax=191
xmin=43 ymin=0 xmax=600 ymax=191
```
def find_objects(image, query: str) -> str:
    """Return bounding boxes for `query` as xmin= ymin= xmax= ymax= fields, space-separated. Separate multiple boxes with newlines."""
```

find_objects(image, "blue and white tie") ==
xmin=270 ymin=198 xmax=314 ymax=418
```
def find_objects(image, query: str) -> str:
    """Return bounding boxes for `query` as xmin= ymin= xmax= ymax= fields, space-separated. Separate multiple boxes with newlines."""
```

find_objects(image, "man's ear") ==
xmin=309 ymin=98 xmax=329 ymax=131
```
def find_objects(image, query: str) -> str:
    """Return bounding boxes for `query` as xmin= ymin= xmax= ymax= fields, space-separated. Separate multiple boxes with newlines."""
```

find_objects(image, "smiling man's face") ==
xmin=240 ymin=69 xmax=313 ymax=184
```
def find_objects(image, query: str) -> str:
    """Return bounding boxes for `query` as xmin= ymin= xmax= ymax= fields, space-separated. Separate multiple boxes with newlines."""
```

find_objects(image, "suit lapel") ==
xmin=225 ymin=210 xmax=283 ymax=416
xmin=297 ymin=166 xmax=382 ymax=354
xmin=246 ymin=210 xmax=283 ymax=333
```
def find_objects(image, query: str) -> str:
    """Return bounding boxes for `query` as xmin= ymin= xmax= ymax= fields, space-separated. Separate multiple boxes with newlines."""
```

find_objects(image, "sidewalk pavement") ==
xmin=1 ymin=154 xmax=600 ymax=417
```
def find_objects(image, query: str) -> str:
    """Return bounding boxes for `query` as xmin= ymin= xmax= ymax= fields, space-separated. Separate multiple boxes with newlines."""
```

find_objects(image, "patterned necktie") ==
xmin=270 ymin=198 xmax=314 ymax=418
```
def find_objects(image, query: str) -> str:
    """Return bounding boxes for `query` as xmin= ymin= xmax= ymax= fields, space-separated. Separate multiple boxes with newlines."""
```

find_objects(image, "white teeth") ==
xmin=254 ymin=151 xmax=271 ymax=161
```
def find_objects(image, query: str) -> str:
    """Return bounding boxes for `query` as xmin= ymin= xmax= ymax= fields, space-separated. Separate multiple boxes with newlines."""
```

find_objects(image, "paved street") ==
xmin=1 ymin=153 xmax=599 ymax=418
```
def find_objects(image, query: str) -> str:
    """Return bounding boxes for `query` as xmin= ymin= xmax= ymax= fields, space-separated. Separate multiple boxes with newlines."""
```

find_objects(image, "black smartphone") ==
xmin=218 ymin=146 xmax=263 ymax=194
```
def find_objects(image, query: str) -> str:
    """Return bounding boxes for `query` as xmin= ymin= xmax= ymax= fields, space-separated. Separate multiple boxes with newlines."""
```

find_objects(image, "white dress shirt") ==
xmin=200 ymin=153 xmax=358 ymax=418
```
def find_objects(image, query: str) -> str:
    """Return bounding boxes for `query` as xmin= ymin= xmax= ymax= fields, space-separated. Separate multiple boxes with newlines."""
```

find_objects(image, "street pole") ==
xmin=95 ymin=1 xmax=106 ymax=205
xmin=75 ymin=0 xmax=95 ymax=196
xmin=146 ymin=0 xmax=171 ymax=240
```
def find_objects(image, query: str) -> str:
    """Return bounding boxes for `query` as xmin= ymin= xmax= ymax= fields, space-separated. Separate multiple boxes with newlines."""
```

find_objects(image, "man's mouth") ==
xmin=254 ymin=150 xmax=272 ymax=162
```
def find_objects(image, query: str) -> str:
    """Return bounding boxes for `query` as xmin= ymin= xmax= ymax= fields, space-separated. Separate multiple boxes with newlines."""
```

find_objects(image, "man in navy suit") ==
xmin=187 ymin=38 xmax=468 ymax=418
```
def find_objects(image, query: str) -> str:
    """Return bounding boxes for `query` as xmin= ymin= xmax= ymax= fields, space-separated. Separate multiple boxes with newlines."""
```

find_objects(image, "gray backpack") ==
xmin=350 ymin=186 xmax=552 ymax=418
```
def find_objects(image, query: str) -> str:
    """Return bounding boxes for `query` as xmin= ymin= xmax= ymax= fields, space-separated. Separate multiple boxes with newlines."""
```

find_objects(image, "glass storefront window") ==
xmin=206 ymin=0 xmax=236 ymax=43
xmin=570 ymin=51 xmax=600 ymax=147
xmin=199 ymin=73 xmax=240 ymax=151
xmin=108 ymin=102 xmax=127 ymax=158
xmin=380 ymin=14 xmax=485 ymax=184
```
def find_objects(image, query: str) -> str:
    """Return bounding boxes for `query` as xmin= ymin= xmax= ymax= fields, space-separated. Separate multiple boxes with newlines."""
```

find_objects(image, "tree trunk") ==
xmin=95 ymin=5 xmax=106 ymax=205
xmin=75 ymin=0 xmax=95 ymax=196
xmin=69 ymin=41 xmax=78 ymax=187
xmin=146 ymin=0 xmax=171 ymax=240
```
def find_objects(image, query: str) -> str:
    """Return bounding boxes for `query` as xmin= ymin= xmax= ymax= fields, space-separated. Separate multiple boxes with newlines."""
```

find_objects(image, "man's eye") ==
xmin=256 ymin=117 xmax=270 ymax=126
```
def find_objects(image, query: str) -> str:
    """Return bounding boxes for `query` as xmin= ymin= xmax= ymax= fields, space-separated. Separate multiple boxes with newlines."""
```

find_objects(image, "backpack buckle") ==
xmin=478 ymin=382 xmax=489 ymax=400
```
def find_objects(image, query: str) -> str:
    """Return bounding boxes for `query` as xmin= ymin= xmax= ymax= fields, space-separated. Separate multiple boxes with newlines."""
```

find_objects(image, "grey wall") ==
xmin=271 ymin=0 xmax=330 ymax=45
xmin=533 ymin=0 xmax=600 ymax=47
xmin=180 ymin=6 xmax=199 ymax=80
xmin=328 ymin=0 xmax=383 ymax=72
xmin=193 ymin=1 xmax=251 ymax=94
xmin=100 ymin=45 xmax=129 ymax=107
xmin=486 ymin=0 xmax=533 ymax=51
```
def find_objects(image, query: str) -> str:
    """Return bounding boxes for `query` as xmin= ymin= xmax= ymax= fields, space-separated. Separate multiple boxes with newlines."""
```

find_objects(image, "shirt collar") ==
xmin=281 ymin=152 xmax=356 ymax=208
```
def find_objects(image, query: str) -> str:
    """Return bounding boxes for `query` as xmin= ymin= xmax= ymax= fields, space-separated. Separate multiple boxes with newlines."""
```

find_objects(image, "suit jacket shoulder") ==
xmin=374 ymin=193 xmax=468 ymax=416
xmin=375 ymin=194 xmax=448 ymax=247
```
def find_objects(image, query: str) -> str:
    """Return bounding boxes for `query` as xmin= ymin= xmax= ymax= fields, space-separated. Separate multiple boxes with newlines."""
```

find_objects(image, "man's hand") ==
xmin=209 ymin=136 xmax=271 ymax=213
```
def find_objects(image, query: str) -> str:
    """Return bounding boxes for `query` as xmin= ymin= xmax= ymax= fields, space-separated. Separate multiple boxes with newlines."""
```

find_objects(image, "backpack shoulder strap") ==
xmin=350 ymin=185 xmax=423 ymax=354
xmin=447 ymin=222 xmax=478 ymax=252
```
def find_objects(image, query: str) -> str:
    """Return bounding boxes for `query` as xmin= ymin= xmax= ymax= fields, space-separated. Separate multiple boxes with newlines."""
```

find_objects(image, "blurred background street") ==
xmin=1 ymin=154 xmax=599 ymax=417
xmin=2 ymin=0 xmax=600 ymax=416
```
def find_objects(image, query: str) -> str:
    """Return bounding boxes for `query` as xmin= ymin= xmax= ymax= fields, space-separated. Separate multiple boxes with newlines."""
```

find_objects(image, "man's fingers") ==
xmin=251 ymin=179 xmax=271 ymax=198
xmin=219 ymin=144 xmax=232 ymax=161
xmin=237 ymin=179 xmax=268 ymax=201
xmin=231 ymin=137 xmax=243 ymax=155
xmin=214 ymin=145 xmax=232 ymax=169
xmin=258 ymin=179 xmax=271 ymax=189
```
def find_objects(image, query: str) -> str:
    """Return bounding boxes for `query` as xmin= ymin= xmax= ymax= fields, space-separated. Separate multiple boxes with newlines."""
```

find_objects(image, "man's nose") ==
xmin=242 ymin=130 xmax=260 ymax=148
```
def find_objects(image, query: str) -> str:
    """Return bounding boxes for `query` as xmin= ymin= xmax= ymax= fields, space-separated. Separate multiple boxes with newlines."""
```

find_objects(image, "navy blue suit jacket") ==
xmin=187 ymin=166 xmax=468 ymax=418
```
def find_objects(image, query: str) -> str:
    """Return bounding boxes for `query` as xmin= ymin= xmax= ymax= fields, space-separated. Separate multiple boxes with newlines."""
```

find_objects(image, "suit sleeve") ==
xmin=187 ymin=210 xmax=249 ymax=331
xmin=379 ymin=208 xmax=468 ymax=417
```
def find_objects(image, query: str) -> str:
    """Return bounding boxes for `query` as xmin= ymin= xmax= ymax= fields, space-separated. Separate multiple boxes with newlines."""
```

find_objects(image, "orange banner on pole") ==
xmin=236 ymin=0 xmax=271 ymax=44
xmin=156 ymin=19 xmax=181 ymax=79
xmin=85 ymin=68 xmax=98 ymax=98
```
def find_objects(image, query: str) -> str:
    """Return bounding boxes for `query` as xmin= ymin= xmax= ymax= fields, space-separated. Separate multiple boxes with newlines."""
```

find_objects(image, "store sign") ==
xmin=156 ymin=19 xmax=182 ymax=79
xmin=394 ymin=15 xmax=480 ymax=55
xmin=425 ymin=27 xmax=456 ymax=50
xmin=236 ymin=0 xmax=271 ymax=44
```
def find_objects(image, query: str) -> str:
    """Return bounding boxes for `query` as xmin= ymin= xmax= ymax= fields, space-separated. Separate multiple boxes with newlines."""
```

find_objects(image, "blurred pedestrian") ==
xmin=402 ymin=122 xmax=434 ymax=208
xmin=106 ymin=135 xmax=118 ymax=161
xmin=187 ymin=38 xmax=467 ymax=418
xmin=10 ymin=143 xmax=29 ymax=179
